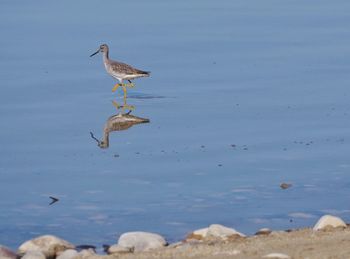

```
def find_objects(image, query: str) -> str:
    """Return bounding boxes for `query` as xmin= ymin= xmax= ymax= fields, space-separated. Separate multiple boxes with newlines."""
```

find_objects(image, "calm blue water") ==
xmin=1 ymin=0 xmax=350 ymax=249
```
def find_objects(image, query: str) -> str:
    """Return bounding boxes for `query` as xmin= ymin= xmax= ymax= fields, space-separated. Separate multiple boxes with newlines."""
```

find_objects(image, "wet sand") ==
xmin=83 ymin=227 xmax=350 ymax=259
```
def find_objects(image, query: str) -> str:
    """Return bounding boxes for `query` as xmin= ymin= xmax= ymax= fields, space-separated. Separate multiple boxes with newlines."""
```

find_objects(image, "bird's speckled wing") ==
xmin=109 ymin=60 xmax=149 ymax=75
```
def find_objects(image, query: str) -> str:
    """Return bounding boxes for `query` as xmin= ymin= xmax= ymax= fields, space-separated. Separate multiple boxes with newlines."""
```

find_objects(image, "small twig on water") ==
xmin=49 ymin=196 xmax=59 ymax=205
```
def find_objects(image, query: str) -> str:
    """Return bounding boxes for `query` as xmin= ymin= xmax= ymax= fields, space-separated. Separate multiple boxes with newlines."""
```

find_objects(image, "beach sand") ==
xmin=83 ymin=226 xmax=350 ymax=259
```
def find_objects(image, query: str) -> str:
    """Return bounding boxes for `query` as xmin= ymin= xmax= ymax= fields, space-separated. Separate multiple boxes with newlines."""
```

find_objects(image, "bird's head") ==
xmin=90 ymin=44 xmax=109 ymax=57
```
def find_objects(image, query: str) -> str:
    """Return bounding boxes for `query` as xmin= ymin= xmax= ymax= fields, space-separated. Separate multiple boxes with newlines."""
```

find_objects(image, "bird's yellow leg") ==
xmin=126 ymin=80 xmax=135 ymax=88
xmin=112 ymin=83 xmax=122 ymax=92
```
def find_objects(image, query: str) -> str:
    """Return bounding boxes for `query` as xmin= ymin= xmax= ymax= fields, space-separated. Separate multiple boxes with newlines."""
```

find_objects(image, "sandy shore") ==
xmin=83 ymin=226 xmax=350 ymax=259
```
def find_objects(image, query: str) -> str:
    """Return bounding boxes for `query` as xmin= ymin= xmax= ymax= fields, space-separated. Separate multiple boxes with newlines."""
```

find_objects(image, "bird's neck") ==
xmin=103 ymin=50 xmax=109 ymax=62
xmin=99 ymin=125 xmax=110 ymax=148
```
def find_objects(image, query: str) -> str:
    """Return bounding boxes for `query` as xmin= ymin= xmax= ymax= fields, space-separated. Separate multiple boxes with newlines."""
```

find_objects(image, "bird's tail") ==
xmin=138 ymin=70 xmax=150 ymax=77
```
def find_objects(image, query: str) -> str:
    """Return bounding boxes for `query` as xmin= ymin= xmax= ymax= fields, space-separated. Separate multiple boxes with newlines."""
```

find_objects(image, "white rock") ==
xmin=22 ymin=251 xmax=46 ymax=259
xmin=193 ymin=227 xmax=209 ymax=237
xmin=263 ymin=253 xmax=291 ymax=259
xmin=0 ymin=245 xmax=17 ymax=259
xmin=56 ymin=249 xmax=79 ymax=259
xmin=18 ymin=235 xmax=75 ymax=258
xmin=207 ymin=224 xmax=246 ymax=239
xmin=186 ymin=227 xmax=209 ymax=240
xmin=118 ymin=231 xmax=167 ymax=252
xmin=107 ymin=244 xmax=133 ymax=254
xmin=313 ymin=215 xmax=347 ymax=231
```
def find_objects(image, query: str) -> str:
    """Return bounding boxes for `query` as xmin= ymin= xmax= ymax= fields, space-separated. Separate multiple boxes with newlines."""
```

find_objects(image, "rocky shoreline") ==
xmin=1 ymin=214 xmax=349 ymax=259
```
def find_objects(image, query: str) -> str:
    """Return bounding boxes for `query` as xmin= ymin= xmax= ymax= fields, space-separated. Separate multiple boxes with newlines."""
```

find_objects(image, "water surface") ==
xmin=1 ymin=0 xmax=350 ymax=249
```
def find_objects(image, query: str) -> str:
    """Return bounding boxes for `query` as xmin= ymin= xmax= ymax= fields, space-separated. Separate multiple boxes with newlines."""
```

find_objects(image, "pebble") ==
xmin=56 ymin=249 xmax=78 ymax=259
xmin=118 ymin=231 xmax=167 ymax=252
xmin=18 ymin=235 xmax=75 ymax=258
xmin=213 ymin=249 xmax=241 ymax=256
xmin=22 ymin=250 xmax=46 ymax=259
xmin=313 ymin=214 xmax=347 ymax=231
xmin=0 ymin=245 xmax=17 ymax=259
xmin=255 ymin=228 xmax=272 ymax=235
xmin=167 ymin=241 xmax=184 ymax=248
xmin=77 ymin=248 xmax=96 ymax=257
xmin=262 ymin=253 xmax=291 ymax=259
xmin=107 ymin=244 xmax=134 ymax=254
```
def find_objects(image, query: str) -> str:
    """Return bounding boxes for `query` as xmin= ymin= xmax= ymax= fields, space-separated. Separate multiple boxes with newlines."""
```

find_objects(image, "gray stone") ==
xmin=22 ymin=250 xmax=46 ymax=259
xmin=313 ymin=215 xmax=347 ymax=231
xmin=18 ymin=235 xmax=75 ymax=258
xmin=118 ymin=231 xmax=167 ymax=252
xmin=0 ymin=245 xmax=17 ymax=259
xmin=56 ymin=249 xmax=79 ymax=259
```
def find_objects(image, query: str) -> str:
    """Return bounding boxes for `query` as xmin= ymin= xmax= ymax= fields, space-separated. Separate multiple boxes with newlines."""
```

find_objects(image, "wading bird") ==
xmin=90 ymin=44 xmax=150 ymax=98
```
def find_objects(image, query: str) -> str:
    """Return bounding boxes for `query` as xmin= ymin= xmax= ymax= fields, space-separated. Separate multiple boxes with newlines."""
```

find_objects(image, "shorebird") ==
xmin=90 ymin=111 xmax=150 ymax=149
xmin=90 ymin=44 xmax=150 ymax=98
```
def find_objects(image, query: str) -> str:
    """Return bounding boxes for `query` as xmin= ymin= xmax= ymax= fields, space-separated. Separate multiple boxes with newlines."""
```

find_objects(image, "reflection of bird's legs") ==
xmin=122 ymin=85 xmax=128 ymax=100
xmin=112 ymin=100 xmax=122 ymax=110
xmin=112 ymin=99 xmax=134 ymax=113
xmin=122 ymin=93 xmax=135 ymax=111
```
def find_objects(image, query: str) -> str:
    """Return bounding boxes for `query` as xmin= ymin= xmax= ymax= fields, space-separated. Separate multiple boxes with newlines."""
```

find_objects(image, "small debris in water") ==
xmin=114 ymin=154 xmax=119 ymax=158
xmin=280 ymin=183 xmax=292 ymax=190
xmin=49 ymin=196 xmax=59 ymax=205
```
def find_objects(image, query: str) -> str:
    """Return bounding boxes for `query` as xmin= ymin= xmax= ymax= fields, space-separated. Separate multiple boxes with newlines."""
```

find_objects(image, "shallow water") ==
xmin=1 ymin=0 xmax=350 ymax=249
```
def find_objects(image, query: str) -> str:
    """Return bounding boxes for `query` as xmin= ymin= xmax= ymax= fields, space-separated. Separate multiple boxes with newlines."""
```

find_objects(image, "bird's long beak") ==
xmin=90 ymin=49 xmax=100 ymax=57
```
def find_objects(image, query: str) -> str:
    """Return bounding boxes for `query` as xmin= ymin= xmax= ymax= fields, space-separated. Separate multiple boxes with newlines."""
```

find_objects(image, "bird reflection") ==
xmin=90 ymin=100 xmax=150 ymax=149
